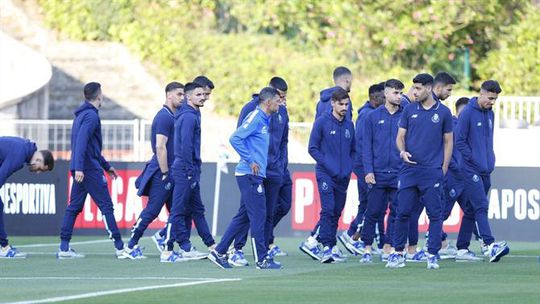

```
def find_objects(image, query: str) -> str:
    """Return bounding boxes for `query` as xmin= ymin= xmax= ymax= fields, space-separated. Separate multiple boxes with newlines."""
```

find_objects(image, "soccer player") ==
xmin=315 ymin=66 xmax=354 ymax=120
xmin=408 ymin=72 xmax=457 ymax=259
xmin=161 ymin=82 xmax=212 ymax=262
xmin=358 ymin=79 xmax=404 ymax=263
xmin=152 ymin=76 xmax=217 ymax=252
xmin=209 ymin=87 xmax=282 ymax=269
xmin=387 ymin=73 xmax=453 ymax=269
xmin=58 ymin=82 xmax=128 ymax=259
xmin=337 ymin=83 xmax=385 ymax=256
xmin=227 ymin=77 xmax=289 ymax=267
xmin=308 ymin=88 xmax=356 ymax=263
xmin=455 ymin=80 xmax=509 ymax=263
xmin=0 ymin=137 xmax=54 ymax=258
xmin=125 ymin=82 xmax=184 ymax=258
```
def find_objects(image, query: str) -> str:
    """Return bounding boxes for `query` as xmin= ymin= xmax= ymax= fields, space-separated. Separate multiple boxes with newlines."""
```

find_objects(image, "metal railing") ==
xmin=1 ymin=97 xmax=539 ymax=162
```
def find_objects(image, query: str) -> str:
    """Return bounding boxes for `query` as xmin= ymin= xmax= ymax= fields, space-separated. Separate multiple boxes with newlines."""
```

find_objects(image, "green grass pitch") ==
xmin=1 ymin=236 xmax=539 ymax=304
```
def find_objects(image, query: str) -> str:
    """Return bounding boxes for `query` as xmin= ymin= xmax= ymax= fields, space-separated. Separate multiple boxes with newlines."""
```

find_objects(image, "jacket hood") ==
xmin=74 ymin=101 xmax=97 ymax=116
xmin=319 ymin=87 xmax=337 ymax=104
xmin=469 ymin=97 xmax=485 ymax=111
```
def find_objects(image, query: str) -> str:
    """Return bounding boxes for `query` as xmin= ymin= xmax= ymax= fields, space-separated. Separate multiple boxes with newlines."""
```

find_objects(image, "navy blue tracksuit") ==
xmin=393 ymin=101 xmax=453 ymax=255
xmin=60 ymin=102 xmax=124 ymax=251
xmin=0 ymin=137 xmax=37 ymax=247
xmin=130 ymin=106 xmax=175 ymax=248
xmin=232 ymin=95 xmax=289 ymax=250
xmin=361 ymin=105 xmax=403 ymax=247
xmin=455 ymin=97 xmax=496 ymax=248
xmin=347 ymin=102 xmax=377 ymax=238
xmin=166 ymin=104 xmax=213 ymax=251
xmin=309 ymin=112 xmax=355 ymax=248
xmin=215 ymin=107 xmax=271 ymax=263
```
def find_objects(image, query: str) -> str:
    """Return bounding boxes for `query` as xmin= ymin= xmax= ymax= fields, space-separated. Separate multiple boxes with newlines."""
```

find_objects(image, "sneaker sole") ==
xmin=455 ymin=258 xmax=484 ymax=262
xmin=385 ymin=263 xmax=406 ymax=268
xmin=56 ymin=255 xmax=85 ymax=259
xmin=490 ymin=246 xmax=510 ymax=263
xmin=337 ymin=235 xmax=355 ymax=255
xmin=299 ymin=245 xmax=321 ymax=261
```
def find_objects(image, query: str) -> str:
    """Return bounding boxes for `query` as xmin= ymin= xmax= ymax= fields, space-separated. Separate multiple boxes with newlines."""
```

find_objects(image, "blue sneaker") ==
xmin=0 ymin=246 xmax=27 ymax=259
xmin=268 ymin=245 xmax=287 ymax=257
xmin=338 ymin=231 xmax=365 ymax=255
xmin=385 ymin=253 xmax=405 ymax=268
xmin=405 ymin=250 xmax=428 ymax=262
xmin=228 ymin=250 xmax=249 ymax=267
xmin=331 ymin=245 xmax=347 ymax=263
xmin=256 ymin=257 xmax=282 ymax=269
xmin=359 ymin=252 xmax=373 ymax=264
xmin=299 ymin=241 xmax=322 ymax=261
xmin=122 ymin=245 xmax=146 ymax=260
xmin=320 ymin=246 xmax=334 ymax=264
xmin=489 ymin=242 xmax=510 ymax=263
xmin=160 ymin=251 xmax=186 ymax=263
xmin=427 ymin=254 xmax=439 ymax=269
xmin=152 ymin=231 xmax=166 ymax=253
xmin=208 ymin=250 xmax=232 ymax=269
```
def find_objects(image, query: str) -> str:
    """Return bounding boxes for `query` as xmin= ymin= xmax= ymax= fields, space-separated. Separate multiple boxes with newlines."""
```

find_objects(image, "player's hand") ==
xmin=365 ymin=173 xmax=376 ymax=185
xmin=250 ymin=162 xmax=260 ymax=176
xmin=400 ymin=151 xmax=417 ymax=164
xmin=442 ymin=164 xmax=449 ymax=175
xmin=107 ymin=167 xmax=118 ymax=180
xmin=74 ymin=171 xmax=84 ymax=183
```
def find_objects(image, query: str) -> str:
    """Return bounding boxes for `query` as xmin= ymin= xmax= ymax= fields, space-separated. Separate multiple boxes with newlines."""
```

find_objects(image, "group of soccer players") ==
xmin=0 ymin=66 xmax=510 ymax=269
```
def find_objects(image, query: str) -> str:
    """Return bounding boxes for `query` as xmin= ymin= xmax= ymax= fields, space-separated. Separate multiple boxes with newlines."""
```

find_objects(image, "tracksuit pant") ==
xmin=165 ymin=170 xmax=200 ymax=252
xmin=269 ymin=173 xmax=292 ymax=245
xmin=458 ymin=169 xmax=495 ymax=248
xmin=361 ymin=174 xmax=397 ymax=247
xmin=346 ymin=168 xmax=369 ymax=238
xmin=216 ymin=175 xmax=267 ymax=263
xmin=317 ymin=172 xmax=350 ymax=248
xmin=393 ymin=166 xmax=444 ymax=255
xmin=129 ymin=171 xmax=172 ymax=248
xmin=0 ymin=197 xmax=8 ymax=247
xmin=60 ymin=170 xmax=124 ymax=251
xmin=232 ymin=175 xmax=283 ymax=251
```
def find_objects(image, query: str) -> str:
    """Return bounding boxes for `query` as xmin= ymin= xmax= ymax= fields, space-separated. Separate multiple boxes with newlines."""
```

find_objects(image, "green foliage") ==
xmin=478 ymin=6 xmax=540 ymax=95
xmin=38 ymin=0 xmax=534 ymax=121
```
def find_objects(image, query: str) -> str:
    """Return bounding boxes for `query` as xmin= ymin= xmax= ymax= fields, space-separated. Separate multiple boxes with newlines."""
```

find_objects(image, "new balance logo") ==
xmin=411 ymin=114 xmax=418 ymax=118
xmin=330 ymin=130 xmax=336 ymax=135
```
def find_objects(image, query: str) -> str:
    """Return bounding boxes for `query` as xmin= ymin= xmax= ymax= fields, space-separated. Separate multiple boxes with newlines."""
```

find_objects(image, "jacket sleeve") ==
xmin=279 ymin=112 xmax=289 ymax=175
xmin=308 ymin=119 xmax=327 ymax=168
xmin=98 ymin=154 xmax=111 ymax=171
xmin=362 ymin=113 xmax=375 ymax=174
xmin=73 ymin=113 xmax=98 ymax=171
xmin=349 ymin=124 xmax=356 ymax=163
xmin=237 ymin=103 xmax=255 ymax=128
xmin=230 ymin=111 xmax=259 ymax=165
xmin=455 ymin=109 xmax=476 ymax=169
xmin=180 ymin=114 xmax=196 ymax=175
xmin=0 ymin=156 xmax=22 ymax=187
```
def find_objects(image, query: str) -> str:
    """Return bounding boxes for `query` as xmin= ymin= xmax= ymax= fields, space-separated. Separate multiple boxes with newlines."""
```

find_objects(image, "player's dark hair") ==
xmin=165 ymin=82 xmax=184 ymax=93
xmin=331 ymin=87 xmax=350 ymax=102
xmin=40 ymin=150 xmax=55 ymax=171
xmin=481 ymin=80 xmax=502 ymax=94
xmin=455 ymin=97 xmax=470 ymax=110
xmin=412 ymin=73 xmax=434 ymax=86
xmin=184 ymin=82 xmax=203 ymax=93
xmin=269 ymin=77 xmax=288 ymax=92
xmin=434 ymin=72 xmax=457 ymax=86
xmin=259 ymin=87 xmax=280 ymax=104
xmin=384 ymin=79 xmax=405 ymax=90
xmin=193 ymin=75 xmax=215 ymax=90
xmin=332 ymin=66 xmax=352 ymax=81
xmin=83 ymin=82 xmax=101 ymax=101
xmin=368 ymin=83 xmax=385 ymax=95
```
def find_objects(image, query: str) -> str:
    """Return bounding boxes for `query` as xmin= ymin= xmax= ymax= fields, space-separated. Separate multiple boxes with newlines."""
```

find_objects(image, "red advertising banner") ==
xmin=69 ymin=169 xmax=168 ymax=229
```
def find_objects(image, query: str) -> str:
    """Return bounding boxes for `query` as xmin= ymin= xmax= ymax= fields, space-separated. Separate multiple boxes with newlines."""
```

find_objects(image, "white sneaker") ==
xmin=122 ymin=245 xmax=146 ymax=260
xmin=0 ymin=245 xmax=27 ymax=259
xmin=228 ymin=250 xmax=249 ymax=267
xmin=427 ymin=254 xmax=439 ymax=270
xmin=455 ymin=249 xmax=484 ymax=262
xmin=488 ymin=242 xmax=510 ymax=263
xmin=180 ymin=246 xmax=208 ymax=261
xmin=152 ymin=231 xmax=166 ymax=253
xmin=56 ymin=248 xmax=85 ymax=259
xmin=160 ymin=250 xmax=186 ymax=263
xmin=439 ymin=241 xmax=458 ymax=258
xmin=331 ymin=245 xmax=347 ymax=263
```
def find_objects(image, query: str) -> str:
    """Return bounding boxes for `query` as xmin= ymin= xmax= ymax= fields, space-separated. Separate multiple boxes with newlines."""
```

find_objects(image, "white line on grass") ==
xmin=0 ymin=276 xmax=236 ymax=281
xmin=4 ymin=278 xmax=241 ymax=304
xmin=17 ymin=239 xmax=111 ymax=248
